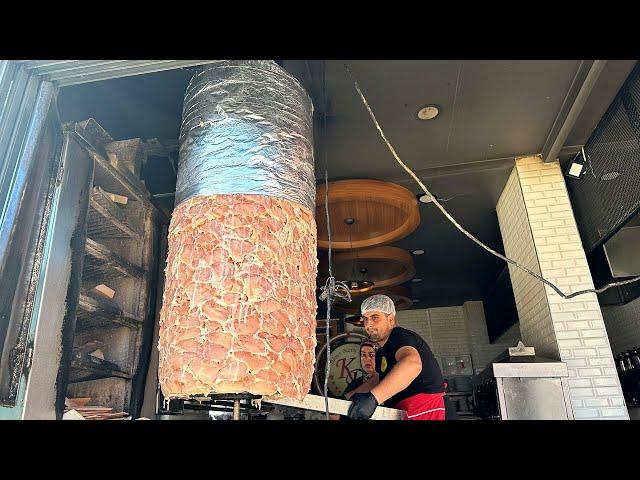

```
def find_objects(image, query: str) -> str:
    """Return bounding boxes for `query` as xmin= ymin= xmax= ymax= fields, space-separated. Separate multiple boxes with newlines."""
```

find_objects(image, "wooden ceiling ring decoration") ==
xmin=333 ymin=285 xmax=413 ymax=315
xmin=317 ymin=246 xmax=416 ymax=290
xmin=315 ymin=179 xmax=421 ymax=250
xmin=344 ymin=316 xmax=365 ymax=326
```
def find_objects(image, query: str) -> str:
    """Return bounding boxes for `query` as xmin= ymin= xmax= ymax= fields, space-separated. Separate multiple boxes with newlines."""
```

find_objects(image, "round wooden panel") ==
xmin=317 ymin=246 xmax=415 ymax=290
xmin=344 ymin=315 xmax=365 ymax=326
xmin=333 ymin=285 xmax=413 ymax=315
xmin=316 ymin=179 xmax=420 ymax=250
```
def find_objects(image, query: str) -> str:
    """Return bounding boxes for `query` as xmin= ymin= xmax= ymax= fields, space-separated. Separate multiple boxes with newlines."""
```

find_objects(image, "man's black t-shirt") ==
xmin=375 ymin=326 xmax=444 ymax=407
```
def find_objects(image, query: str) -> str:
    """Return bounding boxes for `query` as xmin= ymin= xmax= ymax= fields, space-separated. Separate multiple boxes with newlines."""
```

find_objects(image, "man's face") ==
xmin=360 ymin=345 xmax=376 ymax=375
xmin=362 ymin=310 xmax=395 ymax=343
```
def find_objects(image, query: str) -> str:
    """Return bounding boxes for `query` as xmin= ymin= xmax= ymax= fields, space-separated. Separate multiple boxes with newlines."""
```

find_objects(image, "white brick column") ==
xmin=496 ymin=156 xmax=628 ymax=420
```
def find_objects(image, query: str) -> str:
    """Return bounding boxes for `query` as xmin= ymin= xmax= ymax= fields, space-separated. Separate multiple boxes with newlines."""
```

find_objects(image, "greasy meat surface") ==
xmin=158 ymin=194 xmax=318 ymax=400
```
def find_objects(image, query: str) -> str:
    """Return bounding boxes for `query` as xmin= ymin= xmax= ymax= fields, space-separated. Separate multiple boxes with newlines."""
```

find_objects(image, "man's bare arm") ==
xmin=344 ymin=373 xmax=379 ymax=400
xmin=370 ymin=346 xmax=421 ymax=404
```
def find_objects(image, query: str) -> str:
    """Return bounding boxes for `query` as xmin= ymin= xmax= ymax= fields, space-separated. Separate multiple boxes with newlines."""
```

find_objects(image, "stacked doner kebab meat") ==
xmin=158 ymin=61 xmax=318 ymax=401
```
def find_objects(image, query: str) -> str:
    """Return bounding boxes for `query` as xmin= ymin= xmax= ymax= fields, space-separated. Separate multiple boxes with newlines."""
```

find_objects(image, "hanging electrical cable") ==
xmin=343 ymin=63 xmax=640 ymax=300
xmin=318 ymin=60 xmax=351 ymax=419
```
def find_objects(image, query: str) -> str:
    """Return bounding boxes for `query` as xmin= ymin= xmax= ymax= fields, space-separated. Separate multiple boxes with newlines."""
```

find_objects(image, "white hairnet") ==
xmin=361 ymin=294 xmax=396 ymax=316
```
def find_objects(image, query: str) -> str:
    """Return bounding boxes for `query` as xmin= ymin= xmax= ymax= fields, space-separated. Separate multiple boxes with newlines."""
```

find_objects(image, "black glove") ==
xmin=347 ymin=392 xmax=378 ymax=420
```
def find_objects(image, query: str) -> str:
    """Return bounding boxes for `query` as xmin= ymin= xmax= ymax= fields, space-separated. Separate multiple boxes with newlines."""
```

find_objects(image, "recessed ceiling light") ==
xmin=346 ymin=280 xmax=375 ymax=293
xmin=416 ymin=105 xmax=440 ymax=121
xmin=417 ymin=194 xmax=433 ymax=204
xmin=412 ymin=249 xmax=425 ymax=255
xmin=411 ymin=278 xmax=423 ymax=283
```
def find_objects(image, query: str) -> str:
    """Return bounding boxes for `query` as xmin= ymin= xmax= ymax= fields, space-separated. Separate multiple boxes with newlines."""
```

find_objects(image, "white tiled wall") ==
xmin=463 ymin=301 xmax=521 ymax=373
xmin=396 ymin=303 xmax=521 ymax=374
xmin=601 ymin=297 xmax=640 ymax=355
xmin=496 ymin=156 xmax=628 ymax=420
xmin=396 ymin=307 xmax=468 ymax=361
xmin=394 ymin=308 xmax=432 ymax=343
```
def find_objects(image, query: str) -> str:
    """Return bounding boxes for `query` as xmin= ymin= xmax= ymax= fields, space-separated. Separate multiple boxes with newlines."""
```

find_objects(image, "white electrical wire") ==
xmin=319 ymin=61 xmax=352 ymax=420
xmin=343 ymin=63 xmax=640 ymax=300
xmin=320 ymin=173 xmax=352 ymax=420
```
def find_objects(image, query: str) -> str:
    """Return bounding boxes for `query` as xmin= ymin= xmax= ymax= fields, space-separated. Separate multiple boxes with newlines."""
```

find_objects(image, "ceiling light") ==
xmin=346 ymin=280 xmax=375 ymax=293
xmin=417 ymin=194 xmax=433 ymax=204
xmin=412 ymin=249 xmax=425 ymax=255
xmin=416 ymin=105 xmax=440 ymax=121
xmin=411 ymin=278 xmax=423 ymax=283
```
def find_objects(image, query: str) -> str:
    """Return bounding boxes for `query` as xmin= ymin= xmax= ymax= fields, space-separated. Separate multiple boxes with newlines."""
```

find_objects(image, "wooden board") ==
xmin=262 ymin=393 xmax=404 ymax=420
xmin=63 ymin=406 xmax=111 ymax=410
xmin=94 ymin=284 xmax=116 ymax=299
xmin=65 ymin=406 xmax=113 ymax=412
xmin=107 ymin=192 xmax=129 ymax=205
xmin=105 ymin=138 xmax=145 ymax=177
xmin=65 ymin=397 xmax=91 ymax=408
xmin=62 ymin=409 xmax=86 ymax=420
xmin=63 ymin=405 xmax=129 ymax=420
xmin=83 ymin=412 xmax=129 ymax=420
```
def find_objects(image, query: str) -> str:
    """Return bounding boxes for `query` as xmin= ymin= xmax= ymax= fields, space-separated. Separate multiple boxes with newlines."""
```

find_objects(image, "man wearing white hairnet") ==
xmin=347 ymin=294 xmax=447 ymax=420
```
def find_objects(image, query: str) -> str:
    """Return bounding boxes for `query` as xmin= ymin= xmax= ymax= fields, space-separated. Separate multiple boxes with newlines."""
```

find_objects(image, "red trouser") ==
xmin=394 ymin=392 xmax=446 ymax=420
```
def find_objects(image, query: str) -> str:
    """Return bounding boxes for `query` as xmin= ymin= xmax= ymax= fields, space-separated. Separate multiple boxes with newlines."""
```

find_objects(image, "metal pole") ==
xmin=542 ymin=60 xmax=607 ymax=163
xmin=233 ymin=399 xmax=241 ymax=420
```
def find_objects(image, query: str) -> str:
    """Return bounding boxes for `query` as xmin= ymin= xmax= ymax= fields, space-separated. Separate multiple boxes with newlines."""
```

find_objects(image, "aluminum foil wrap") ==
xmin=159 ymin=60 xmax=318 ymax=399
xmin=176 ymin=60 xmax=315 ymax=212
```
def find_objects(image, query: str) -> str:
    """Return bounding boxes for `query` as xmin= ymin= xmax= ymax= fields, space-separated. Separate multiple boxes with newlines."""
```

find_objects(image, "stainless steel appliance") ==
xmin=471 ymin=343 xmax=573 ymax=420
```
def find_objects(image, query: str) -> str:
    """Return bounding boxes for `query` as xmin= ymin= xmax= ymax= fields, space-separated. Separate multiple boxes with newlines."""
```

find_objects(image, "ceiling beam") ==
xmin=541 ymin=60 xmax=607 ymax=163
xmin=386 ymin=155 xmax=516 ymax=187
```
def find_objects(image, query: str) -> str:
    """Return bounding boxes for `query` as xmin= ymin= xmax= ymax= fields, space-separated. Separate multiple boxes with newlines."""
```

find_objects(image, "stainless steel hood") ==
xmin=472 ymin=354 xmax=569 ymax=387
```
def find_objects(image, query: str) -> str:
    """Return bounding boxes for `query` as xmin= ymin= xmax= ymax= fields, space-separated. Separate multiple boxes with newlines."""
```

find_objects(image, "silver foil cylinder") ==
xmin=176 ymin=60 xmax=315 ymax=211
xmin=159 ymin=61 xmax=318 ymax=400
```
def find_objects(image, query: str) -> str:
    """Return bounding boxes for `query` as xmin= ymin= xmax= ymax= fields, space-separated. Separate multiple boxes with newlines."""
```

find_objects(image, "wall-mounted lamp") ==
xmin=565 ymin=147 xmax=586 ymax=178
